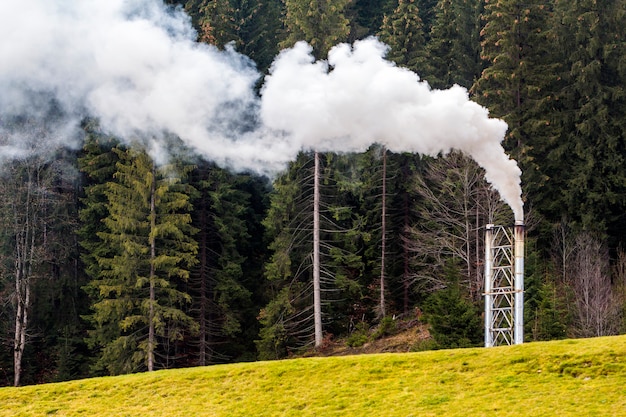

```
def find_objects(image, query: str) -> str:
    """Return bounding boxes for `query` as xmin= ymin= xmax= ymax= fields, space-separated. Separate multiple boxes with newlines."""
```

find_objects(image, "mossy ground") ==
xmin=1 ymin=335 xmax=625 ymax=416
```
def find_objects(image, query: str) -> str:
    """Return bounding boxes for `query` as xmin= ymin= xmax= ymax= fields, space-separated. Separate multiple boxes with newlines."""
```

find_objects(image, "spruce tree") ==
xmin=416 ymin=0 xmax=438 ymax=40
xmin=343 ymin=146 xmax=396 ymax=319
xmin=279 ymin=0 xmax=351 ymax=58
xmin=426 ymin=0 xmax=483 ymax=89
xmin=86 ymin=146 xmax=198 ymax=374
xmin=348 ymin=0 xmax=396 ymax=40
xmin=423 ymin=261 xmax=482 ymax=348
xmin=549 ymin=0 xmax=626 ymax=237
xmin=183 ymin=0 xmax=282 ymax=73
xmin=378 ymin=0 xmax=427 ymax=74
xmin=257 ymin=152 xmax=363 ymax=356
xmin=257 ymin=153 xmax=317 ymax=358
xmin=78 ymin=124 xmax=120 ymax=295
xmin=472 ymin=0 xmax=558 ymax=164
xmin=236 ymin=0 xmax=283 ymax=73
xmin=387 ymin=152 xmax=423 ymax=314
xmin=187 ymin=162 xmax=253 ymax=365
xmin=325 ymin=149 xmax=422 ymax=321
xmin=184 ymin=0 xmax=240 ymax=47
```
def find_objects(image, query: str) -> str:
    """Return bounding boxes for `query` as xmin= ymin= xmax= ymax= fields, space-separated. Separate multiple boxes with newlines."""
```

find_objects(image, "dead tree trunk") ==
xmin=313 ymin=151 xmax=323 ymax=347
xmin=379 ymin=148 xmax=387 ymax=318
xmin=10 ymin=165 xmax=44 ymax=386
xmin=148 ymin=163 xmax=157 ymax=371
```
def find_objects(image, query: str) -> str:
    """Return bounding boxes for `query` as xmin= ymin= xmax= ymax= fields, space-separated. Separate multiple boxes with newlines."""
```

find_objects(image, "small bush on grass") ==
xmin=346 ymin=322 xmax=369 ymax=347
xmin=371 ymin=316 xmax=397 ymax=340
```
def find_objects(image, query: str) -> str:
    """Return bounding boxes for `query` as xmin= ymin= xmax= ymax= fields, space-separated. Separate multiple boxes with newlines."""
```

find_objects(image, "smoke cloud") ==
xmin=0 ymin=0 xmax=523 ymax=220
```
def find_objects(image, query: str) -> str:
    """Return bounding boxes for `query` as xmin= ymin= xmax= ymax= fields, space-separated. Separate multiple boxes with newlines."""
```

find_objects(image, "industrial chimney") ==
xmin=484 ymin=221 xmax=525 ymax=347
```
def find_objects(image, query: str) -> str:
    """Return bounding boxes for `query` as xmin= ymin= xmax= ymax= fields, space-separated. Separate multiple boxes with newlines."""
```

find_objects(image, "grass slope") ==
xmin=2 ymin=335 xmax=626 ymax=416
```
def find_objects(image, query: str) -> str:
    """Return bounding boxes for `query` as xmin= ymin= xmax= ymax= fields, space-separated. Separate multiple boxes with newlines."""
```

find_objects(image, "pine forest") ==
xmin=1 ymin=0 xmax=626 ymax=386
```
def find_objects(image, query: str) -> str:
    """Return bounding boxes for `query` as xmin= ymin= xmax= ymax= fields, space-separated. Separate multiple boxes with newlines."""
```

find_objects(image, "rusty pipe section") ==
xmin=514 ymin=220 xmax=525 ymax=344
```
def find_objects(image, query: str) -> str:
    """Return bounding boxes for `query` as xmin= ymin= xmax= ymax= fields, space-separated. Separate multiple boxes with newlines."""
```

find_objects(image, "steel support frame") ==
xmin=484 ymin=224 xmax=524 ymax=347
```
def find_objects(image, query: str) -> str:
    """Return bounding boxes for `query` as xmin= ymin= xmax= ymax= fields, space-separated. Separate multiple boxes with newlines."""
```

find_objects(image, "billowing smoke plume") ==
xmin=261 ymin=41 xmax=523 ymax=220
xmin=0 ymin=0 xmax=523 ymax=220
xmin=0 ymin=0 xmax=260 ymax=166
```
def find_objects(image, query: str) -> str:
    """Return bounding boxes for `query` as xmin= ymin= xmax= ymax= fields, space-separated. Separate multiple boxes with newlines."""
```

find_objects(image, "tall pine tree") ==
xmin=425 ymin=0 xmax=484 ymax=89
xmin=549 ymin=0 xmax=626 ymax=238
xmin=279 ymin=0 xmax=351 ymax=58
xmin=378 ymin=0 xmax=427 ymax=74
xmin=85 ymin=146 xmax=198 ymax=375
xmin=187 ymin=162 xmax=253 ymax=365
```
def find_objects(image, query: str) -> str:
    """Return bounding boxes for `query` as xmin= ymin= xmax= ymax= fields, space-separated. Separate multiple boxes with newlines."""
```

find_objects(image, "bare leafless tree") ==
xmin=550 ymin=219 xmax=577 ymax=284
xmin=565 ymin=232 xmax=621 ymax=337
xmin=0 ymin=156 xmax=71 ymax=386
xmin=404 ymin=152 xmax=510 ymax=301
xmin=612 ymin=248 xmax=626 ymax=333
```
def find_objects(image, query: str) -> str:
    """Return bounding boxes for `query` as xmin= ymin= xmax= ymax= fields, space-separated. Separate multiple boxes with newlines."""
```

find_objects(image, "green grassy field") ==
xmin=1 ymin=335 xmax=625 ymax=416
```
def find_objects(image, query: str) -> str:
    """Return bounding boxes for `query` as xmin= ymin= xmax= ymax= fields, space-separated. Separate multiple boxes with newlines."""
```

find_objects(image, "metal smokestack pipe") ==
xmin=514 ymin=220 xmax=525 ymax=344
xmin=484 ymin=224 xmax=494 ymax=348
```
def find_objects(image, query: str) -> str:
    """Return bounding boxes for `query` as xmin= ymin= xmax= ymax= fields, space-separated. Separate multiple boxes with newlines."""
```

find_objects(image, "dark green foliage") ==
xmin=256 ymin=286 xmax=296 ymax=359
xmin=257 ymin=148 xmax=427 ymax=357
xmin=378 ymin=0 xmax=427 ymax=73
xmin=279 ymin=0 xmax=351 ymax=58
xmin=186 ymin=162 xmax=255 ymax=364
xmin=235 ymin=0 xmax=283 ymax=73
xmin=474 ymin=0 xmax=626 ymax=250
xmin=473 ymin=0 xmax=558 ymax=158
xmin=184 ymin=0 xmax=240 ymax=46
xmin=345 ymin=322 xmax=369 ymax=347
xmin=256 ymin=153 xmax=320 ymax=358
xmin=546 ymin=0 xmax=626 ymax=238
xmin=183 ymin=0 xmax=282 ymax=73
xmin=415 ymin=0 xmax=437 ymax=39
xmin=339 ymin=148 xmax=423 ymax=318
xmin=523 ymin=238 xmax=569 ymax=341
xmin=347 ymin=0 xmax=395 ymax=40
xmin=388 ymin=153 xmax=424 ymax=314
xmin=425 ymin=0 xmax=483 ymax=89
xmin=78 ymin=124 xmax=120 ymax=290
xmin=372 ymin=316 xmax=397 ymax=340
xmin=379 ymin=0 xmax=483 ymax=88
xmin=529 ymin=280 xmax=569 ymax=341
xmin=423 ymin=263 xmax=482 ymax=348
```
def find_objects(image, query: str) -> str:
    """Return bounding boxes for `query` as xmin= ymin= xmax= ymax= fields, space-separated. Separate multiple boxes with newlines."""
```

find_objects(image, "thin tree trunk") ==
xmin=403 ymin=191 xmax=410 ymax=315
xmin=198 ymin=203 xmax=208 ymax=366
xmin=196 ymin=171 xmax=211 ymax=366
xmin=13 ymin=272 xmax=28 ymax=387
xmin=13 ymin=173 xmax=35 ymax=387
xmin=148 ymin=164 xmax=157 ymax=372
xmin=313 ymin=151 xmax=322 ymax=347
xmin=475 ymin=204 xmax=480 ymax=301
xmin=13 ymin=278 xmax=29 ymax=387
xmin=380 ymin=148 xmax=387 ymax=318
xmin=14 ymin=228 xmax=26 ymax=387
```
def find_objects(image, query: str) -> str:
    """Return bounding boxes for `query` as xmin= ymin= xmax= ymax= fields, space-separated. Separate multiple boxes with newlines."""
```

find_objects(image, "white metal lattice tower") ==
xmin=484 ymin=223 xmax=524 ymax=347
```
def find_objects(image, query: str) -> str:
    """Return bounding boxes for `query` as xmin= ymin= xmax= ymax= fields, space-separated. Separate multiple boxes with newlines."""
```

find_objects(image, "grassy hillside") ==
xmin=1 ymin=335 xmax=625 ymax=416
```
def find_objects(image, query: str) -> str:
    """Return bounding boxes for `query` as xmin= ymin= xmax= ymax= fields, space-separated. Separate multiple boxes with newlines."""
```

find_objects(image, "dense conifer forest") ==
xmin=1 ymin=0 xmax=625 ymax=386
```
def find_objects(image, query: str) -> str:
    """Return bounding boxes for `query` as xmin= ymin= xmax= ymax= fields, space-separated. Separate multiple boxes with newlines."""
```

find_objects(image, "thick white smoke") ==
xmin=0 ymin=0 xmax=260 ymax=166
xmin=0 ymin=0 xmax=523 ymax=220
xmin=261 ymin=40 xmax=523 ymax=220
